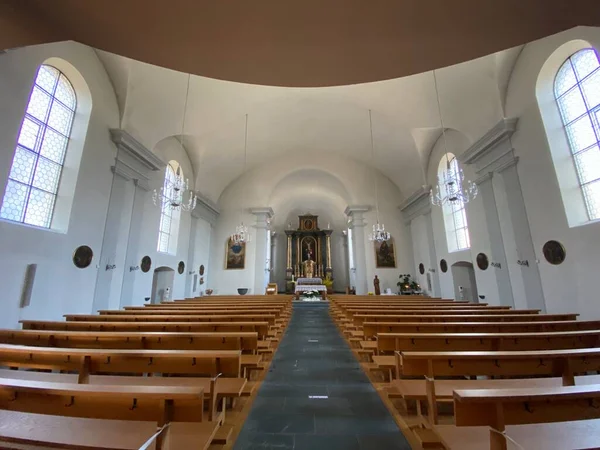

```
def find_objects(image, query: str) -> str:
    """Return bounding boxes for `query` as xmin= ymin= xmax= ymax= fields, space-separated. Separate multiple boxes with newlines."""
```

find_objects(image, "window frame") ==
xmin=439 ymin=154 xmax=471 ymax=252
xmin=0 ymin=64 xmax=77 ymax=229
xmin=554 ymin=48 xmax=600 ymax=222
xmin=157 ymin=163 xmax=178 ymax=254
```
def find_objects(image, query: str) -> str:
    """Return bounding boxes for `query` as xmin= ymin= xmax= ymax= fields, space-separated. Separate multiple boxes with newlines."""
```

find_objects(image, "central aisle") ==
xmin=234 ymin=302 xmax=411 ymax=450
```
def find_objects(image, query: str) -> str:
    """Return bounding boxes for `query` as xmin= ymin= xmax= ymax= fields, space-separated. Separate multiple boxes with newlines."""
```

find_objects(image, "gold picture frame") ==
xmin=374 ymin=237 xmax=397 ymax=268
xmin=225 ymin=237 xmax=246 ymax=270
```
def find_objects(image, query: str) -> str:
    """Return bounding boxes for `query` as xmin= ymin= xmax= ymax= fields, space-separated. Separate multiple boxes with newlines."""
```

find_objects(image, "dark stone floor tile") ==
xmin=243 ymin=413 xmax=315 ymax=434
xmin=357 ymin=433 xmax=412 ymax=450
xmin=314 ymin=415 xmax=400 ymax=435
xmin=234 ymin=432 xmax=295 ymax=450
xmin=294 ymin=434 xmax=361 ymax=450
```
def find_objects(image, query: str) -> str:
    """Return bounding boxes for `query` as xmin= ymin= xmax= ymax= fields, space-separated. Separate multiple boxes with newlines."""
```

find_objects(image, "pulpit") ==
xmin=284 ymin=214 xmax=334 ymax=294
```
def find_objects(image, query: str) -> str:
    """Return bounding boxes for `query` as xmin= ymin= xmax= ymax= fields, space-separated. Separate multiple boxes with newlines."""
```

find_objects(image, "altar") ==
xmin=284 ymin=214 xmax=334 ymax=295
xmin=295 ymin=277 xmax=328 ymax=300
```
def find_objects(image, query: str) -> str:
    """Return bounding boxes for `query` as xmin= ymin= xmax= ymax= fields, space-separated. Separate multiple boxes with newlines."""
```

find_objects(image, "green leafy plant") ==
xmin=397 ymin=274 xmax=420 ymax=293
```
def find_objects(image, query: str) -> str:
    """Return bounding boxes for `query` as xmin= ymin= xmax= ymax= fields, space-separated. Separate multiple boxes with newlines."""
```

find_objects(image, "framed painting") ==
xmin=374 ymin=237 xmax=396 ymax=268
xmin=225 ymin=237 xmax=246 ymax=270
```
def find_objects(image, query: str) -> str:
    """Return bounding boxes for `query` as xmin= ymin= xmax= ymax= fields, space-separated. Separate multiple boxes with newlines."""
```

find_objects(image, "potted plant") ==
xmin=397 ymin=274 xmax=421 ymax=295
xmin=323 ymin=274 xmax=334 ymax=294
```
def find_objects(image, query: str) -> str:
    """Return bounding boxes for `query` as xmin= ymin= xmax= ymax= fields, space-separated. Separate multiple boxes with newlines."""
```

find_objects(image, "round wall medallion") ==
xmin=178 ymin=261 xmax=185 ymax=274
xmin=543 ymin=240 xmax=566 ymax=265
xmin=418 ymin=263 xmax=425 ymax=275
xmin=199 ymin=264 xmax=205 ymax=276
xmin=476 ymin=253 xmax=489 ymax=270
xmin=73 ymin=245 xmax=93 ymax=269
xmin=141 ymin=256 xmax=152 ymax=273
xmin=440 ymin=259 xmax=448 ymax=273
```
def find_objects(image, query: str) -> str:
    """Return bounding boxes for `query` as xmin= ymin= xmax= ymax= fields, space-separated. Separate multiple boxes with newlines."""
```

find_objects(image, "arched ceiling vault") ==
xmin=2 ymin=1 xmax=599 ymax=87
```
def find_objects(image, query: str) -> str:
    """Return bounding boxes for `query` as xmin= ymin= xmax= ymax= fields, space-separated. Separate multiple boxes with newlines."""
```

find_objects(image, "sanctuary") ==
xmin=284 ymin=214 xmax=333 ymax=294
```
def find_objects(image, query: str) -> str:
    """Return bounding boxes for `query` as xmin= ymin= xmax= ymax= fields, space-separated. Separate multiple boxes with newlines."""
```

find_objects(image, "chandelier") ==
xmin=366 ymin=109 xmax=390 ymax=243
xmin=153 ymin=74 xmax=197 ymax=212
xmin=231 ymin=114 xmax=252 ymax=245
xmin=153 ymin=164 xmax=197 ymax=211
xmin=430 ymin=70 xmax=477 ymax=207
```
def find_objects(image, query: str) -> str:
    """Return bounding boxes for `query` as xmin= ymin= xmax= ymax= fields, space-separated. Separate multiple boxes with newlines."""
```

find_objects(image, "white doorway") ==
xmin=151 ymin=266 xmax=175 ymax=304
xmin=451 ymin=261 xmax=479 ymax=303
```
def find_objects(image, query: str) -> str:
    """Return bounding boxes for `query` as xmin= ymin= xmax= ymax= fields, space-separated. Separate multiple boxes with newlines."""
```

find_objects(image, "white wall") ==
xmin=0 ymin=42 xmax=213 ymax=328
xmin=505 ymin=26 xmax=600 ymax=318
xmin=209 ymin=153 xmax=412 ymax=295
xmin=0 ymin=42 xmax=119 ymax=328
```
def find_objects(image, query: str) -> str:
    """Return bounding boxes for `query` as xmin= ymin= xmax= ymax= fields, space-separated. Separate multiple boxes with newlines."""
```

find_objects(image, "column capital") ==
xmin=458 ymin=118 xmax=519 ymax=175
xmin=250 ymin=207 xmax=274 ymax=229
xmin=345 ymin=205 xmax=370 ymax=227
xmin=109 ymin=129 xmax=165 ymax=190
xmin=475 ymin=172 xmax=494 ymax=186
xmin=399 ymin=185 xmax=432 ymax=224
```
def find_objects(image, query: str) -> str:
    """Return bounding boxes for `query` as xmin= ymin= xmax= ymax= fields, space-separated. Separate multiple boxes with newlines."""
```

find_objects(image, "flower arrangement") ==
xmin=303 ymin=290 xmax=320 ymax=299
xmin=397 ymin=274 xmax=421 ymax=294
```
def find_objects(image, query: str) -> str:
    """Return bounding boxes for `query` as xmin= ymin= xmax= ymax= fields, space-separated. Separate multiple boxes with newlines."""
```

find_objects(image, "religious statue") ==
xmin=374 ymin=275 xmax=381 ymax=296
xmin=303 ymin=259 xmax=315 ymax=279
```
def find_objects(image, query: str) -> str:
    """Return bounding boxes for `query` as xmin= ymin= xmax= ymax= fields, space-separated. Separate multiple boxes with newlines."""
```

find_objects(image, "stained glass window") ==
xmin=0 ymin=65 xmax=76 ymax=228
xmin=157 ymin=164 xmax=177 ymax=253
xmin=555 ymin=48 xmax=600 ymax=221
xmin=439 ymin=154 xmax=471 ymax=252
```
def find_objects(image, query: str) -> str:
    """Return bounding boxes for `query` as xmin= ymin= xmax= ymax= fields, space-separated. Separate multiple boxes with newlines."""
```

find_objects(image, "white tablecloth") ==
xmin=296 ymin=277 xmax=323 ymax=285
xmin=295 ymin=284 xmax=327 ymax=293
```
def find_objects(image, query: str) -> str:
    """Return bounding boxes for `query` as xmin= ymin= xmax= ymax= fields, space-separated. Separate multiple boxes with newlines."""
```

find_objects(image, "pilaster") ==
xmin=250 ymin=207 xmax=274 ymax=294
xmin=345 ymin=205 xmax=371 ymax=294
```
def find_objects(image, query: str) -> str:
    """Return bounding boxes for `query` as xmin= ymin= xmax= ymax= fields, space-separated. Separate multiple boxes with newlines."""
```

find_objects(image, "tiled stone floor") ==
xmin=234 ymin=302 xmax=411 ymax=450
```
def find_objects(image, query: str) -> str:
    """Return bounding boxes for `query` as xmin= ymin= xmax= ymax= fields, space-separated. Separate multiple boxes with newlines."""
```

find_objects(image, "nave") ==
xmin=0 ymin=292 xmax=599 ymax=449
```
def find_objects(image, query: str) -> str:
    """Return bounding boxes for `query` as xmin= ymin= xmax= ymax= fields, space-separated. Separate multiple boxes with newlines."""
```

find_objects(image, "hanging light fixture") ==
xmin=430 ymin=70 xmax=477 ymax=207
xmin=153 ymin=74 xmax=197 ymax=212
xmin=367 ymin=109 xmax=390 ymax=243
xmin=230 ymin=114 xmax=252 ymax=245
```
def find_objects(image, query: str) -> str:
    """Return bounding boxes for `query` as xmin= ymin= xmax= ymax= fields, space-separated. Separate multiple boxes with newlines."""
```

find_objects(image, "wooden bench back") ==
xmin=0 ymin=330 xmax=259 ymax=352
xmin=362 ymin=320 xmax=600 ymax=338
xmin=98 ymin=308 xmax=283 ymax=317
xmin=21 ymin=320 xmax=270 ymax=337
xmin=64 ymin=314 xmax=277 ymax=325
xmin=0 ymin=378 xmax=205 ymax=423
xmin=0 ymin=344 xmax=242 ymax=378
xmin=377 ymin=330 xmax=600 ymax=353
xmin=353 ymin=313 xmax=578 ymax=325
xmin=452 ymin=385 xmax=600 ymax=450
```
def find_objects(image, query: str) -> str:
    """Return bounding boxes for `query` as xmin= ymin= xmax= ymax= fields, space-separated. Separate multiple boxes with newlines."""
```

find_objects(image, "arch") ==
xmin=0 ymin=60 xmax=91 ymax=231
xmin=151 ymin=265 xmax=175 ymax=304
xmin=536 ymin=40 xmax=598 ymax=227
xmin=157 ymin=160 xmax=183 ymax=254
xmin=437 ymin=153 xmax=471 ymax=252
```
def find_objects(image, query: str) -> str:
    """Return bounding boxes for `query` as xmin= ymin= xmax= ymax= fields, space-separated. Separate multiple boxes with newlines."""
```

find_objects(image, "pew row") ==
xmin=434 ymin=385 xmax=600 ymax=450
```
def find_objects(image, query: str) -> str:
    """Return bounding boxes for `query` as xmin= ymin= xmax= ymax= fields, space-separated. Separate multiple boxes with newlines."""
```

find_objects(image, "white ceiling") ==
xmin=95 ymin=43 xmax=523 ymax=204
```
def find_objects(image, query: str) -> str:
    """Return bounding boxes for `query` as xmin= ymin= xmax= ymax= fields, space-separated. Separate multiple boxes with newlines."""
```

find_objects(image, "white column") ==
xmin=496 ymin=160 xmax=545 ymax=311
xmin=459 ymin=118 xmax=545 ymax=312
xmin=345 ymin=206 xmax=370 ymax=295
xmin=476 ymin=172 xmax=514 ymax=307
xmin=250 ymin=207 xmax=274 ymax=295
xmin=93 ymin=130 xmax=164 ymax=312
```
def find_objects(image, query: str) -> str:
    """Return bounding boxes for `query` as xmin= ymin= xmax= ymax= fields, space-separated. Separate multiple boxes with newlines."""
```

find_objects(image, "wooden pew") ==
xmin=434 ymin=385 xmax=600 ymax=450
xmin=376 ymin=330 xmax=600 ymax=353
xmin=352 ymin=313 xmax=578 ymax=325
xmin=362 ymin=320 xmax=600 ymax=339
xmin=396 ymin=348 xmax=600 ymax=425
xmin=98 ymin=308 xmax=286 ymax=318
xmin=0 ymin=378 xmax=218 ymax=449
xmin=0 ymin=329 xmax=259 ymax=352
xmin=21 ymin=320 xmax=270 ymax=338
xmin=64 ymin=314 xmax=278 ymax=325
xmin=0 ymin=344 xmax=243 ymax=378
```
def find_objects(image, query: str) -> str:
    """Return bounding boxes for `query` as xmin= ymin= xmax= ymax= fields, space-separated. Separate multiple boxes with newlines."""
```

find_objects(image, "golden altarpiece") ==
xmin=284 ymin=214 xmax=333 ymax=293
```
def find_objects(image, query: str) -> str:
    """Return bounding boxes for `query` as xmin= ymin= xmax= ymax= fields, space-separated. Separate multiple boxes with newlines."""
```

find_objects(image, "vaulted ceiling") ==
xmin=2 ymin=0 xmax=599 ymax=87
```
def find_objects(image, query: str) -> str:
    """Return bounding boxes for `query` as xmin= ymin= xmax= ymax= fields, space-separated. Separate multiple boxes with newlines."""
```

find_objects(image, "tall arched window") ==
xmin=157 ymin=161 xmax=182 ymax=254
xmin=0 ymin=64 xmax=76 ymax=228
xmin=439 ymin=154 xmax=470 ymax=252
xmin=555 ymin=48 xmax=600 ymax=221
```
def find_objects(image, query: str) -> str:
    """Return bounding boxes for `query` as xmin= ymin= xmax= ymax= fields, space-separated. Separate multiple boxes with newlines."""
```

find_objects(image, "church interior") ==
xmin=1 ymin=1 xmax=600 ymax=449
